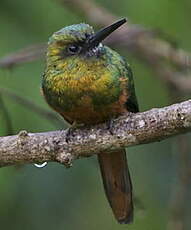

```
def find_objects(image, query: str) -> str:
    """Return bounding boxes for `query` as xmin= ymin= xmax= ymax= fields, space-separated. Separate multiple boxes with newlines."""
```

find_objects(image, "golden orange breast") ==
xmin=43 ymin=47 xmax=130 ymax=125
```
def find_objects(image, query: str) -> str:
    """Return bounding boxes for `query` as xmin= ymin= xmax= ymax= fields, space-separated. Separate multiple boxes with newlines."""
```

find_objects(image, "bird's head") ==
xmin=47 ymin=18 xmax=127 ymax=61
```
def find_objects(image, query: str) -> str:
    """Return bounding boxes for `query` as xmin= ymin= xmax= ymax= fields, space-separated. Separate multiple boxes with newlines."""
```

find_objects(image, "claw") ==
xmin=106 ymin=119 xmax=114 ymax=135
xmin=65 ymin=121 xmax=83 ymax=142
xmin=65 ymin=126 xmax=73 ymax=143
xmin=65 ymin=129 xmax=70 ymax=143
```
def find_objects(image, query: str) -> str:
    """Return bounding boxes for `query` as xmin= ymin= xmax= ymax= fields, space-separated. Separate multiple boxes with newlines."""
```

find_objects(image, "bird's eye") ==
xmin=67 ymin=45 xmax=81 ymax=54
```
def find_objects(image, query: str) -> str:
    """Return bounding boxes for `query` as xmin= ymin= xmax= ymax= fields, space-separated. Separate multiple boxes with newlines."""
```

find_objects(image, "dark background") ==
xmin=0 ymin=0 xmax=191 ymax=229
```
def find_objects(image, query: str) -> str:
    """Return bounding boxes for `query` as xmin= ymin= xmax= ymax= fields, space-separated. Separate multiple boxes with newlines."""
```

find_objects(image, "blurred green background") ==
xmin=0 ymin=0 xmax=191 ymax=229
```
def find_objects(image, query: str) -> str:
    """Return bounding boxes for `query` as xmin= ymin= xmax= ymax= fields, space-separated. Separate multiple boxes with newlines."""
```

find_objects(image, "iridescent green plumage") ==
xmin=42 ymin=19 xmax=138 ymax=223
xmin=42 ymin=23 xmax=138 ymax=124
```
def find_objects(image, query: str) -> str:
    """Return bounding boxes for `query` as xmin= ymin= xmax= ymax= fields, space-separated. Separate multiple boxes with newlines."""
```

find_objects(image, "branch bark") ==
xmin=0 ymin=100 xmax=191 ymax=168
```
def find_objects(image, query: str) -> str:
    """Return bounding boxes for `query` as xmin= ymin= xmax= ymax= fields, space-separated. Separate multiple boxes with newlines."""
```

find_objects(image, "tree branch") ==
xmin=60 ymin=0 xmax=191 ymax=68
xmin=167 ymin=135 xmax=191 ymax=230
xmin=0 ymin=87 xmax=64 ymax=128
xmin=0 ymin=44 xmax=46 ymax=69
xmin=0 ymin=94 xmax=13 ymax=135
xmin=1 ymin=0 xmax=191 ymax=93
xmin=60 ymin=0 xmax=191 ymax=93
xmin=0 ymin=99 xmax=190 ymax=168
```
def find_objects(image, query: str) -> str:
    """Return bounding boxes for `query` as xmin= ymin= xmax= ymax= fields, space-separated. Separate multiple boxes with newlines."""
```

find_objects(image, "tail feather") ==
xmin=98 ymin=149 xmax=133 ymax=224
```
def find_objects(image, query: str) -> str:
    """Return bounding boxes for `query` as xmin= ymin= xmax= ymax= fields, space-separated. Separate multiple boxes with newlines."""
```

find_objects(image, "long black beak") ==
xmin=87 ymin=18 xmax=127 ymax=48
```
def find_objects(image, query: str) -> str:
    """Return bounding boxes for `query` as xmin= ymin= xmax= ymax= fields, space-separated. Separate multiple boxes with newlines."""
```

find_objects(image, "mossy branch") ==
xmin=0 ymin=99 xmax=190 ymax=168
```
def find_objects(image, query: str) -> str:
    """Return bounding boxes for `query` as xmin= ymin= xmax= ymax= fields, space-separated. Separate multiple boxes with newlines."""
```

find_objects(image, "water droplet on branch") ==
xmin=34 ymin=162 xmax=48 ymax=168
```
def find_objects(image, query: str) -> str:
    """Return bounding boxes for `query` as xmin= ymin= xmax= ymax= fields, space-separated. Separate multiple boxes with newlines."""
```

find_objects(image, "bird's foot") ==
xmin=65 ymin=122 xmax=84 ymax=143
xmin=65 ymin=122 xmax=77 ymax=143
xmin=106 ymin=119 xmax=115 ymax=135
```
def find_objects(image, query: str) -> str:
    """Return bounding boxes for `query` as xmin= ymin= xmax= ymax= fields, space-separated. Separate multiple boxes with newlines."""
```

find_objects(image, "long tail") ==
xmin=98 ymin=149 xmax=133 ymax=224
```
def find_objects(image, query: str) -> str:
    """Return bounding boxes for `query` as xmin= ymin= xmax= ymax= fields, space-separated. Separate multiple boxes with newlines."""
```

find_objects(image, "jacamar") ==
xmin=42 ymin=18 xmax=139 ymax=224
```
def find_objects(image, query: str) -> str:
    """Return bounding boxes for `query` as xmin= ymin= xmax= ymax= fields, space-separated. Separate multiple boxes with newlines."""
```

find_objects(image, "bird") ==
xmin=42 ymin=18 xmax=139 ymax=224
